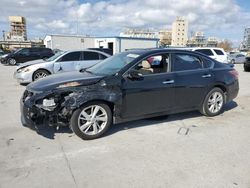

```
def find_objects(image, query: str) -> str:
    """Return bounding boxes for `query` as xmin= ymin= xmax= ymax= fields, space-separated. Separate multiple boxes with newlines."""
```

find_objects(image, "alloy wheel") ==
xmin=34 ymin=71 xmax=48 ymax=80
xmin=8 ymin=58 xmax=16 ymax=65
xmin=78 ymin=105 xmax=108 ymax=136
xmin=207 ymin=92 xmax=223 ymax=114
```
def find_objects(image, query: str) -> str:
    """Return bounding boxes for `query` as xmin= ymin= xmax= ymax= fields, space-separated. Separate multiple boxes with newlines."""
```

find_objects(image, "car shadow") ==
xmin=103 ymin=101 xmax=238 ymax=138
xmin=26 ymin=101 xmax=238 ymax=140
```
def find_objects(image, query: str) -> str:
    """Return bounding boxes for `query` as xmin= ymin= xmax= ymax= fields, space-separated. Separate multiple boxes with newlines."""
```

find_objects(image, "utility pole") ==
xmin=2 ymin=30 xmax=5 ymax=41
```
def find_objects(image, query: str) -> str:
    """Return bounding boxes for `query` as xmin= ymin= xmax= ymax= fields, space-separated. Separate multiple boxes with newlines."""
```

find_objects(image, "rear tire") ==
xmin=200 ymin=88 xmax=225 ymax=117
xmin=70 ymin=102 xmax=112 ymax=140
xmin=244 ymin=64 xmax=250 ymax=72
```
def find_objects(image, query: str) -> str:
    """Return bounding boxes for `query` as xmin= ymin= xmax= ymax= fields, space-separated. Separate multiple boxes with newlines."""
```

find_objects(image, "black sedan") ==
xmin=1 ymin=47 xmax=54 ymax=65
xmin=20 ymin=49 xmax=239 ymax=140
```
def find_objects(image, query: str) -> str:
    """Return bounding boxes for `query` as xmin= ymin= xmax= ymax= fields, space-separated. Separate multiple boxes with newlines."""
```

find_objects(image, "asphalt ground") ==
xmin=0 ymin=64 xmax=249 ymax=188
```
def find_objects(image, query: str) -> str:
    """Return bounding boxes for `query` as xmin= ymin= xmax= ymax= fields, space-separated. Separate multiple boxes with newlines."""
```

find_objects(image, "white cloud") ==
xmin=0 ymin=0 xmax=249 ymax=46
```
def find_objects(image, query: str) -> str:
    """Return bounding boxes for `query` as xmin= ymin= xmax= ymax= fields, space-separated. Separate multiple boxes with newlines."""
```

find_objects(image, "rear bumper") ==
xmin=226 ymin=79 xmax=239 ymax=103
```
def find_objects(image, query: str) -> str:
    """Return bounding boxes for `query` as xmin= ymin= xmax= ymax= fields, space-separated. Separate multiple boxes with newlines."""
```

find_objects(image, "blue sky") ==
xmin=0 ymin=0 xmax=250 ymax=47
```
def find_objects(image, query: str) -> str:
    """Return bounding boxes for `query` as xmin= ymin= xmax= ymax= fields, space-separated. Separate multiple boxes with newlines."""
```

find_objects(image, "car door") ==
xmin=172 ymin=53 xmax=214 ymax=110
xmin=53 ymin=51 xmax=81 ymax=73
xmin=29 ymin=48 xmax=41 ymax=61
xmin=16 ymin=48 xmax=32 ymax=63
xmin=121 ymin=53 xmax=175 ymax=118
xmin=75 ymin=51 xmax=102 ymax=71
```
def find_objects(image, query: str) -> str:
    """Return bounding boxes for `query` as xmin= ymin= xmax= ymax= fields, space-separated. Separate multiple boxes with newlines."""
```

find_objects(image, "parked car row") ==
xmin=1 ymin=47 xmax=54 ymax=65
xmin=14 ymin=50 xmax=110 ymax=84
xmin=19 ymin=48 xmax=239 ymax=140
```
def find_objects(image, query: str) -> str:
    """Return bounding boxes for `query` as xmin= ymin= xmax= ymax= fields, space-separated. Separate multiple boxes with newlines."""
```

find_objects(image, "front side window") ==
xmin=133 ymin=54 xmax=169 ymax=75
xmin=173 ymin=54 xmax=202 ymax=72
xmin=195 ymin=49 xmax=214 ymax=56
xmin=19 ymin=48 xmax=30 ymax=55
xmin=83 ymin=52 xmax=100 ymax=60
xmin=60 ymin=52 xmax=81 ymax=62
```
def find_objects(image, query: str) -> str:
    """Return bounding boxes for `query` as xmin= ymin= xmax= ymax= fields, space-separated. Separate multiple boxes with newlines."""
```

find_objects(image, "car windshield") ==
xmin=86 ymin=52 xmax=140 ymax=75
xmin=45 ymin=51 xmax=65 ymax=61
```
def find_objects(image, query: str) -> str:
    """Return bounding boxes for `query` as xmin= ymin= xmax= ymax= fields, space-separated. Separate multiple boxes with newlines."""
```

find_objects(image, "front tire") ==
xmin=7 ymin=58 xmax=16 ymax=65
xmin=200 ymin=88 xmax=225 ymax=117
xmin=33 ymin=69 xmax=50 ymax=81
xmin=231 ymin=59 xmax=235 ymax=64
xmin=70 ymin=102 xmax=112 ymax=140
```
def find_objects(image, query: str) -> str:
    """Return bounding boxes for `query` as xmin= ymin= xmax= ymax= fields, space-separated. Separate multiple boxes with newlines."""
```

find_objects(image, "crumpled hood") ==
xmin=17 ymin=59 xmax=46 ymax=69
xmin=27 ymin=71 xmax=104 ymax=92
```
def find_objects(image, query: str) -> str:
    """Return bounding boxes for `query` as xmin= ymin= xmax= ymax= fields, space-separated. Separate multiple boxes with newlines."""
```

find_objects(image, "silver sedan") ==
xmin=14 ymin=50 xmax=110 ymax=84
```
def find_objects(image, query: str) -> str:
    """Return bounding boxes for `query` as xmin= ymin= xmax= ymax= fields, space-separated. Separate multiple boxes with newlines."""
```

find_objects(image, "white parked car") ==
xmin=228 ymin=53 xmax=246 ymax=64
xmin=188 ymin=47 xmax=228 ymax=63
xmin=14 ymin=50 xmax=110 ymax=84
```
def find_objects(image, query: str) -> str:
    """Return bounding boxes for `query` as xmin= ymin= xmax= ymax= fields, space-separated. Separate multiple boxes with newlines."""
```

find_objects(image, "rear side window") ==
xmin=84 ymin=52 xmax=100 ymax=60
xmin=61 ymin=52 xmax=81 ymax=61
xmin=214 ymin=49 xmax=224 ymax=55
xmin=173 ymin=54 xmax=202 ymax=72
xmin=202 ymin=58 xmax=214 ymax=68
xmin=195 ymin=49 xmax=214 ymax=56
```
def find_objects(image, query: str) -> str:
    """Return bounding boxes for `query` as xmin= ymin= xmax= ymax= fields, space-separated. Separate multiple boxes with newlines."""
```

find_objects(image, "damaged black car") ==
xmin=21 ymin=49 xmax=239 ymax=140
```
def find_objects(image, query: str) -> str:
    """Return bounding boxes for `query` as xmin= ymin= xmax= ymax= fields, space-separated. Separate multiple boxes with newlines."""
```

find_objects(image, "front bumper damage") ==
xmin=20 ymin=89 xmax=74 ymax=130
xmin=20 ymin=83 xmax=121 ymax=131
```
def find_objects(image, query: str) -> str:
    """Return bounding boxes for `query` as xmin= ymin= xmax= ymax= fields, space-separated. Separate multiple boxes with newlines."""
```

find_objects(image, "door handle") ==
xmin=202 ymin=74 xmax=211 ymax=78
xmin=162 ymin=80 xmax=174 ymax=84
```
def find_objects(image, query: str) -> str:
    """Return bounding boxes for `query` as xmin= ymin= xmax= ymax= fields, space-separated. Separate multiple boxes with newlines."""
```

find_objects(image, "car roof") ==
xmin=64 ymin=49 xmax=110 ymax=56
xmin=124 ymin=48 xmax=217 ymax=61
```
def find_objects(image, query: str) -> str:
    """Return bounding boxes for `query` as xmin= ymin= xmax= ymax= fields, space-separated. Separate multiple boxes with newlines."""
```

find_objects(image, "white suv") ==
xmin=188 ymin=47 xmax=228 ymax=63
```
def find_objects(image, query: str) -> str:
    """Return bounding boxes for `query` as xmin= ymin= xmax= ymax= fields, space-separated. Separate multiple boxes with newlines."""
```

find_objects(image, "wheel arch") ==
xmin=78 ymin=99 xmax=115 ymax=114
xmin=32 ymin=68 xmax=52 ymax=81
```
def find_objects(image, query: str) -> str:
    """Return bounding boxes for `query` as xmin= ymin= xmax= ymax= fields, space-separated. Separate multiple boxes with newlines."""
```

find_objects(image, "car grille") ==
xmin=22 ymin=90 xmax=33 ymax=102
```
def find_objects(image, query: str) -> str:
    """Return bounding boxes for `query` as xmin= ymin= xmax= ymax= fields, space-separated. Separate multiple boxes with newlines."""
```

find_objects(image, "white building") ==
xmin=120 ymin=29 xmax=158 ymax=39
xmin=171 ymin=17 xmax=188 ymax=47
xmin=44 ymin=34 xmax=95 ymax=50
xmin=95 ymin=37 xmax=159 ymax=54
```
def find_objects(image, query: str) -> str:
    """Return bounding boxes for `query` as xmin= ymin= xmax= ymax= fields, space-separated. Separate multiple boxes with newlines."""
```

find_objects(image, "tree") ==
xmin=217 ymin=40 xmax=233 ymax=52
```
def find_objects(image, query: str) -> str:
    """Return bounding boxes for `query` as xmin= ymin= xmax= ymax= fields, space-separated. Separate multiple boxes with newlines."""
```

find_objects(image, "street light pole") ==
xmin=2 ymin=30 xmax=5 ymax=41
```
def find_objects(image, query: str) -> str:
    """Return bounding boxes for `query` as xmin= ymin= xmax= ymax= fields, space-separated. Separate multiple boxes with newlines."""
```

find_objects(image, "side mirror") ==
xmin=128 ymin=70 xmax=143 ymax=80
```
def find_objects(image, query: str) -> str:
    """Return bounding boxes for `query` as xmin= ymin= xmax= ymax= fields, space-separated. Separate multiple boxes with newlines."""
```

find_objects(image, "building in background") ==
xmin=187 ymin=31 xmax=206 ymax=47
xmin=120 ymin=29 xmax=158 ymax=39
xmin=207 ymin=37 xmax=218 ymax=47
xmin=171 ymin=17 xmax=188 ymax=46
xmin=158 ymin=30 xmax=172 ymax=47
xmin=95 ymin=36 xmax=159 ymax=54
xmin=242 ymin=27 xmax=250 ymax=50
xmin=44 ymin=34 xmax=95 ymax=51
xmin=6 ymin=16 xmax=27 ymax=41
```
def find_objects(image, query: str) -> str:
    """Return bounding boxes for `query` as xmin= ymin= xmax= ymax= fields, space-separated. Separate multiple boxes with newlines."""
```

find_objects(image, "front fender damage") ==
xmin=23 ymin=82 xmax=122 ymax=130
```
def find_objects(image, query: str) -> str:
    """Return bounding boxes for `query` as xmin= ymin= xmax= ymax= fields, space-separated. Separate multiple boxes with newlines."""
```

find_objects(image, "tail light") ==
xmin=229 ymin=69 xmax=239 ymax=80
